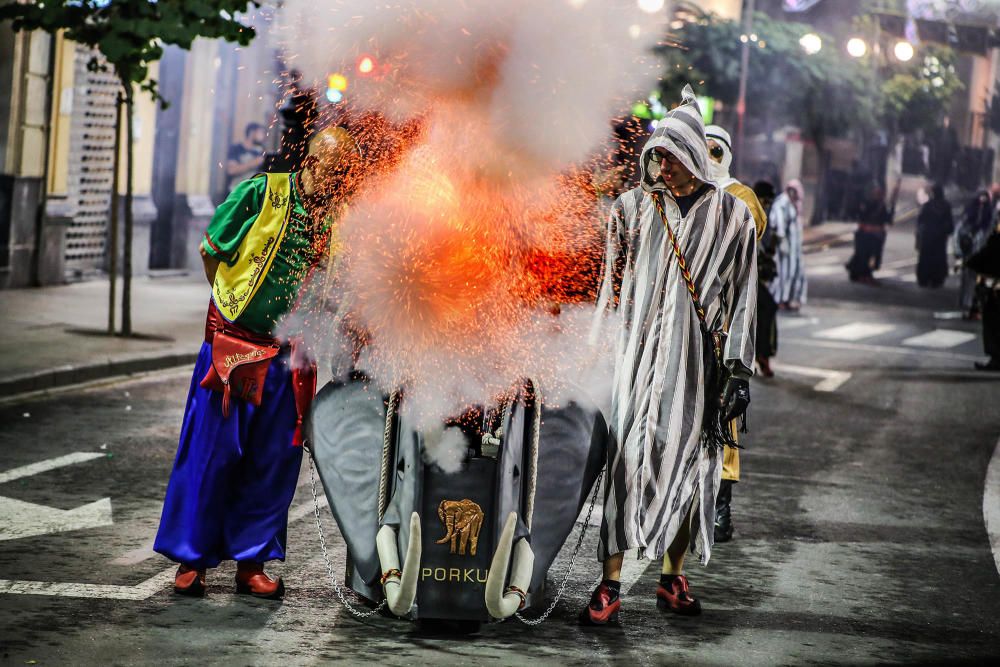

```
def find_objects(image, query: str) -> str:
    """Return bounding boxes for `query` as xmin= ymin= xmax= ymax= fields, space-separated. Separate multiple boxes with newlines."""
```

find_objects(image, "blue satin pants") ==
xmin=154 ymin=342 xmax=302 ymax=569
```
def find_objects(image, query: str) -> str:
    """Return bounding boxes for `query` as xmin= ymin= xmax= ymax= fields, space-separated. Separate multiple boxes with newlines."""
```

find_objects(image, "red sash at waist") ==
xmin=203 ymin=300 xmax=315 ymax=446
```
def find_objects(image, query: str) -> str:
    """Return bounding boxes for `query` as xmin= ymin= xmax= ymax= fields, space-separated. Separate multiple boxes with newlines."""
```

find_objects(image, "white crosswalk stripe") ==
xmin=777 ymin=316 xmax=819 ymax=330
xmin=902 ymin=329 xmax=977 ymax=349
xmin=814 ymin=322 xmax=895 ymax=341
xmin=806 ymin=264 xmax=845 ymax=276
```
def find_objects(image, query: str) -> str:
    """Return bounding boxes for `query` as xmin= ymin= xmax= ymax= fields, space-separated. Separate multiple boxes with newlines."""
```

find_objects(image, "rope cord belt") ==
xmin=650 ymin=192 xmax=720 ymax=357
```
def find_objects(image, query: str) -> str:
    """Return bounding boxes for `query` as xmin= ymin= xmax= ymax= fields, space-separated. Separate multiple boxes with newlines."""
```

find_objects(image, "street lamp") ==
xmin=894 ymin=40 xmax=915 ymax=62
xmin=847 ymin=37 xmax=867 ymax=58
xmin=800 ymin=33 xmax=822 ymax=55
xmin=637 ymin=0 xmax=664 ymax=13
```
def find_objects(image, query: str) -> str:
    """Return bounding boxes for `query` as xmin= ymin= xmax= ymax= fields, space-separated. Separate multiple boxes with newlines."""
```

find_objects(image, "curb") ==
xmin=0 ymin=351 xmax=198 ymax=399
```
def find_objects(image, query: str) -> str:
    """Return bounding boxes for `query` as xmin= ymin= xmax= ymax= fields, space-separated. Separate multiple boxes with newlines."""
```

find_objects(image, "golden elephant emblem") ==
xmin=435 ymin=499 xmax=484 ymax=556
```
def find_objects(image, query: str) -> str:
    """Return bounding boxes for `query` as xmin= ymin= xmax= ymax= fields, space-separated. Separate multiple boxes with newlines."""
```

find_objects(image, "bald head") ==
xmin=301 ymin=126 xmax=363 ymax=204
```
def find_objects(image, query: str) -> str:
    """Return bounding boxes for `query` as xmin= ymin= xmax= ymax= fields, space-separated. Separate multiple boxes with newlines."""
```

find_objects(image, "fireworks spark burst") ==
xmin=277 ymin=0 xmax=664 ymax=432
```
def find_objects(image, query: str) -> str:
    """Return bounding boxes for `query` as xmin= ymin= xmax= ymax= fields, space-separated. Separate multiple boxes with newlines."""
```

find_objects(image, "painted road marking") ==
xmin=0 ymin=451 xmax=104 ymax=485
xmin=902 ymin=329 xmax=977 ymax=349
xmin=814 ymin=322 xmax=895 ymax=341
xmin=984 ymin=436 xmax=1000 ymax=578
xmin=768 ymin=361 xmax=852 ymax=392
xmin=11 ymin=496 xmax=330 ymax=598
xmin=784 ymin=336 xmax=981 ymax=362
xmin=0 ymin=568 xmax=175 ymax=601
xmin=806 ymin=264 xmax=845 ymax=277
xmin=776 ymin=316 xmax=819 ymax=331
xmin=0 ymin=452 xmax=113 ymax=541
xmin=0 ymin=496 xmax=112 ymax=542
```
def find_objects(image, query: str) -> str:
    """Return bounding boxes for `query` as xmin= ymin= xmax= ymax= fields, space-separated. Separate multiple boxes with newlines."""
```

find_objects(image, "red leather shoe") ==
xmin=235 ymin=562 xmax=285 ymax=600
xmin=656 ymin=575 xmax=702 ymax=616
xmin=174 ymin=564 xmax=206 ymax=597
xmin=578 ymin=582 xmax=621 ymax=626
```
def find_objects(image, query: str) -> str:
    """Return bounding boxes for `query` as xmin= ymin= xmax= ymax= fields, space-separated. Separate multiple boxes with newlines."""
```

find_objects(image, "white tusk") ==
xmin=376 ymin=511 xmax=422 ymax=617
xmin=484 ymin=511 xmax=535 ymax=620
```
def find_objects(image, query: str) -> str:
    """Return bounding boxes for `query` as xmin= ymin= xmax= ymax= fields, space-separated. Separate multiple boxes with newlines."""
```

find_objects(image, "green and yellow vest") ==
xmin=209 ymin=173 xmax=331 ymax=335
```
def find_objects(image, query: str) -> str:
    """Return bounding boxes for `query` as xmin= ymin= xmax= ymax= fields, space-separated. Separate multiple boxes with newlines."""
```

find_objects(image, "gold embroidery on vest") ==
xmin=268 ymin=187 xmax=289 ymax=210
xmin=212 ymin=173 xmax=293 ymax=323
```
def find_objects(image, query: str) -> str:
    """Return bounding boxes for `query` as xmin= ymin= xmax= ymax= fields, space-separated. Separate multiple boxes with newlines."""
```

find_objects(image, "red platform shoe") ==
xmin=235 ymin=562 xmax=285 ymax=600
xmin=656 ymin=575 xmax=702 ymax=616
xmin=174 ymin=564 xmax=206 ymax=597
xmin=578 ymin=581 xmax=621 ymax=626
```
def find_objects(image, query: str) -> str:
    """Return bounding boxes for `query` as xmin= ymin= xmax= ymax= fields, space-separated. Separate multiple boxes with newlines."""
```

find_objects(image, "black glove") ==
xmin=720 ymin=377 xmax=750 ymax=424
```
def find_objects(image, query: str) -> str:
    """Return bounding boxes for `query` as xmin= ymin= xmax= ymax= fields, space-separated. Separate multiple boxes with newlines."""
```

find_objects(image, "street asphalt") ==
xmin=0 ymin=220 xmax=998 ymax=666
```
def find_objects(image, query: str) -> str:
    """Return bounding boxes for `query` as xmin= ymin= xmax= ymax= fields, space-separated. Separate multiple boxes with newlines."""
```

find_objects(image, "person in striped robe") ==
xmin=582 ymin=87 xmax=757 ymax=625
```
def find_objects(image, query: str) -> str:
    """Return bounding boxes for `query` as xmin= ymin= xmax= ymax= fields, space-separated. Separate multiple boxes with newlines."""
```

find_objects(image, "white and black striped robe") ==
xmin=593 ymin=177 xmax=757 ymax=564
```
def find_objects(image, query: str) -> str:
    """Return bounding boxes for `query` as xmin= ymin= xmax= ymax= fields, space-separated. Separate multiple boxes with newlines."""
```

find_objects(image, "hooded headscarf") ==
xmin=705 ymin=124 xmax=737 ymax=190
xmin=786 ymin=179 xmax=804 ymax=214
xmin=640 ymin=85 xmax=711 ymax=193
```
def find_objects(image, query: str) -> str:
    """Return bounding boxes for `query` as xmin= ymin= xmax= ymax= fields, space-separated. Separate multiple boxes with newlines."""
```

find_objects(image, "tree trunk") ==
xmin=108 ymin=91 xmax=123 ymax=335
xmin=121 ymin=83 xmax=135 ymax=337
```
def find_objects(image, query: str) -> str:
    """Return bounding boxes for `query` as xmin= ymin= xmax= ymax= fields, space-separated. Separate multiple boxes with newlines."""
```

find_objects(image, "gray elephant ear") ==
xmin=528 ymin=392 xmax=608 ymax=591
xmin=309 ymin=378 xmax=387 ymax=585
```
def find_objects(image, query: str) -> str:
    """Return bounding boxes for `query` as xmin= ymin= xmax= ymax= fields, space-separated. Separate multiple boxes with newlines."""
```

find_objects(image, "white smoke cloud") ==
xmin=277 ymin=0 xmax=663 ymax=173
xmin=276 ymin=0 xmax=657 ymax=469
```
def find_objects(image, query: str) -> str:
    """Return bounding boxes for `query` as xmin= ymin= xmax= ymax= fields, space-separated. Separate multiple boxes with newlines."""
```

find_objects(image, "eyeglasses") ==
xmin=650 ymin=149 xmax=681 ymax=164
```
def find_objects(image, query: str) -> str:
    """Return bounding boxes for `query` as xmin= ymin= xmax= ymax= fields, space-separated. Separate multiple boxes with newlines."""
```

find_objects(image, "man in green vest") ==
xmin=154 ymin=127 xmax=362 ymax=599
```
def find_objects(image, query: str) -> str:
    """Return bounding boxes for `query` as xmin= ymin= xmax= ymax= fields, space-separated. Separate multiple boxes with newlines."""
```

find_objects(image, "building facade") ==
xmin=0 ymin=7 xmax=284 ymax=289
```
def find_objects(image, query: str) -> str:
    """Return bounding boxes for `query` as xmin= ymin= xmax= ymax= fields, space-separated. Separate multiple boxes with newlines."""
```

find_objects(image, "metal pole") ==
xmin=108 ymin=91 xmax=122 ymax=335
xmin=735 ymin=0 xmax=756 ymax=178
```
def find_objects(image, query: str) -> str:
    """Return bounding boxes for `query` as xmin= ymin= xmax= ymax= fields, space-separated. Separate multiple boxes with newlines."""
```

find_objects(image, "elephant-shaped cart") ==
xmin=308 ymin=374 xmax=606 ymax=628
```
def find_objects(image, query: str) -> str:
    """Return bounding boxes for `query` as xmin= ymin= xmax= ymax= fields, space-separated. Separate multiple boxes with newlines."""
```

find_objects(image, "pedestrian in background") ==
xmin=846 ymin=186 xmax=893 ymax=285
xmin=956 ymin=190 xmax=994 ymax=318
xmin=705 ymin=124 xmax=769 ymax=545
xmin=226 ymin=122 xmax=266 ymax=191
xmin=966 ymin=224 xmax=1000 ymax=371
xmin=770 ymin=179 xmax=806 ymax=310
xmin=916 ymin=184 xmax=954 ymax=289
xmin=753 ymin=180 xmax=778 ymax=377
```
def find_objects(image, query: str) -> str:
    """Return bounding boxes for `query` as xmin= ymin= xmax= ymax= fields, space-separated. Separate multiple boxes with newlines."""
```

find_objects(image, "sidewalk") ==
xmin=0 ymin=274 xmax=208 ymax=398
xmin=803 ymin=199 xmax=924 ymax=253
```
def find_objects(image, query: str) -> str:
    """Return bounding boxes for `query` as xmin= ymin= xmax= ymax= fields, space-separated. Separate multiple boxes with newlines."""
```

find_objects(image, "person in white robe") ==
xmin=582 ymin=87 xmax=757 ymax=625
xmin=769 ymin=180 xmax=807 ymax=309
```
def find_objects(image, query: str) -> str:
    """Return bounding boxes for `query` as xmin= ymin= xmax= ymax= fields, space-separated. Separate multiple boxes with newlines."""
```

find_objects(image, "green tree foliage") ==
xmin=0 ymin=0 xmax=258 ymax=105
xmin=881 ymin=45 xmax=964 ymax=134
xmin=659 ymin=9 xmax=878 ymax=148
xmin=0 ymin=0 xmax=259 ymax=335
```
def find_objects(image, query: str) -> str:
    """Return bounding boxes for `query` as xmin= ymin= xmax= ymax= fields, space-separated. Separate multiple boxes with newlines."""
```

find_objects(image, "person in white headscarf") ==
xmin=704 ymin=124 xmax=768 ymax=544
xmin=582 ymin=88 xmax=757 ymax=626
xmin=705 ymin=125 xmax=767 ymax=238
